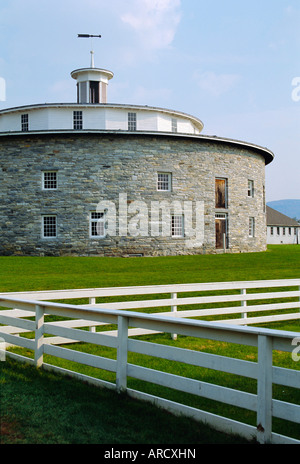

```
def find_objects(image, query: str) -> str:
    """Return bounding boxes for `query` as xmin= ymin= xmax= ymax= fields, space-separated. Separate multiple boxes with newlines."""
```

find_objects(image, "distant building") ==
xmin=267 ymin=206 xmax=299 ymax=244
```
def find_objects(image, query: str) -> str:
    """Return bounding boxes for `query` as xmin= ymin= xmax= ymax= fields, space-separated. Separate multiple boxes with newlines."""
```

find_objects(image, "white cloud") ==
xmin=285 ymin=5 xmax=295 ymax=15
xmin=194 ymin=71 xmax=241 ymax=98
xmin=121 ymin=0 xmax=181 ymax=50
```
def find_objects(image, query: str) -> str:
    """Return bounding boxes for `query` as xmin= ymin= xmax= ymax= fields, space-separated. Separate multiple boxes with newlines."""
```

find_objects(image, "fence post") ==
xmin=34 ymin=304 xmax=44 ymax=368
xmin=241 ymin=288 xmax=247 ymax=321
xmin=89 ymin=297 xmax=96 ymax=332
xmin=171 ymin=292 xmax=177 ymax=341
xmin=257 ymin=334 xmax=273 ymax=444
xmin=0 ymin=337 xmax=6 ymax=362
xmin=116 ymin=315 xmax=128 ymax=393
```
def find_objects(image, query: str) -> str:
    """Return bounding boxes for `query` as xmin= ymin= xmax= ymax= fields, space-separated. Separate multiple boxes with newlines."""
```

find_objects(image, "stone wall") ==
xmin=0 ymin=132 xmax=267 ymax=256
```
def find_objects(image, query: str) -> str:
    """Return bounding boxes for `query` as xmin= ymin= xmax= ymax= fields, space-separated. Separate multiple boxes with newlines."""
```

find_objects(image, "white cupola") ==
xmin=71 ymin=35 xmax=114 ymax=104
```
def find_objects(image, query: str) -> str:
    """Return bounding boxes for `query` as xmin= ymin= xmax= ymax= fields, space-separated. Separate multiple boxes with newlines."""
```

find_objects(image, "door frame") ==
xmin=215 ymin=213 xmax=228 ymax=249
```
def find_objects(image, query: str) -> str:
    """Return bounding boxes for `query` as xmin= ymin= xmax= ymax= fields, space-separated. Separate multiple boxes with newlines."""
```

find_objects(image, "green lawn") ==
xmin=0 ymin=358 xmax=250 ymax=445
xmin=1 ymin=245 xmax=300 ymax=293
xmin=1 ymin=245 xmax=300 ymax=444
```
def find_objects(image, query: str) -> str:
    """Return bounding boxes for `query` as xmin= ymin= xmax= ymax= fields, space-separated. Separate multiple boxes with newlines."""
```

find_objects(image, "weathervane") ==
xmin=78 ymin=34 xmax=102 ymax=68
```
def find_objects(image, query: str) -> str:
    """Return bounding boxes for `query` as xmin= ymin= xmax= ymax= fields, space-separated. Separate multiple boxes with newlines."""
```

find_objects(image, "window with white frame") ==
xmin=43 ymin=171 xmax=57 ymax=190
xmin=249 ymin=217 xmax=255 ymax=237
xmin=21 ymin=113 xmax=29 ymax=131
xmin=73 ymin=111 xmax=83 ymax=130
xmin=90 ymin=211 xmax=106 ymax=238
xmin=42 ymin=215 xmax=57 ymax=238
xmin=128 ymin=112 xmax=137 ymax=131
xmin=171 ymin=118 xmax=177 ymax=133
xmin=171 ymin=214 xmax=184 ymax=237
xmin=248 ymin=180 xmax=254 ymax=197
xmin=157 ymin=172 xmax=171 ymax=191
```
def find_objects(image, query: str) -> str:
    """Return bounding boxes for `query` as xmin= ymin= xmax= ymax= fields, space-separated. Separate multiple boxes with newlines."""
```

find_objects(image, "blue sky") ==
xmin=0 ymin=0 xmax=299 ymax=202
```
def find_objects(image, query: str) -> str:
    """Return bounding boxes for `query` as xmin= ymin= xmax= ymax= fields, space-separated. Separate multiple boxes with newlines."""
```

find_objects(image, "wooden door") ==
xmin=216 ymin=218 xmax=227 ymax=249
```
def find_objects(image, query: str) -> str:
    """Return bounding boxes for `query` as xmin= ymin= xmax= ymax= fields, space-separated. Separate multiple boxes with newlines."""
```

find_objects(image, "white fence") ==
xmin=0 ymin=279 xmax=300 ymax=444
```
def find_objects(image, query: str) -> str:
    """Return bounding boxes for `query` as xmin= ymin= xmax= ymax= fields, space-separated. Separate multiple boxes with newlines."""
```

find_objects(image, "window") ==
xmin=283 ymin=227 xmax=286 ymax=236
xmin=90 ymin=212 xmax=105 ymax=238
xmin=277 ymin=227 xmax=280 ymax=235
xmin=157 ymin=172 xmax=171 ymax=191
xmin=21 ymin=114 xmax=29 ymax=131
xmin=270 ymin=227 xmax=274 ymax=235
xmin=43 ymin=171 xmax=57 ymax=190
xmin=42 ymin=216 xmax=57 ymax=238
xmin=90 ymin=81 xmax=100 ymax=103
xmin=215 ymin=178 xmax=228 ymax=208
xmin=248 ymin=180 xmax=254 ymax=197
xmin=128 ymin=112 xmax=136 ymax=131
xmin=171 ymin=118 xmax=177 ymax=133
xmin=171 ymin=214 xmax=184 ymax=237
xmin=249 ymin=217 xmax=255 ymax=237
xmin=73 ymin=111 xmax=83 ymax=130
xmin=289 ymin=228 xmax=292 ymax=235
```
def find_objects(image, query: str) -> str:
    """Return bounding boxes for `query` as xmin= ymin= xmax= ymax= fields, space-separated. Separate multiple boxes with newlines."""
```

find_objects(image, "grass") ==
xmin=0 ymin=245 xmax=300 ymax=444
xmin=0 ymin=245 xmax=300 ymax=293
xmin=0 ymin=358 xmax=250 ymax=445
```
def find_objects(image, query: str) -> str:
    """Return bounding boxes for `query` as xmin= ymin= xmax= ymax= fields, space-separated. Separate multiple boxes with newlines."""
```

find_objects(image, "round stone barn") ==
xmin=0 ymin=59 xmax=274 ymax=257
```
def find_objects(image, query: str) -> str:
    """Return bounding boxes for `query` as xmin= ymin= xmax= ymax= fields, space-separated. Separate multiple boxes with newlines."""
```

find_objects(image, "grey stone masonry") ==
xmin=0 ymin=132 xmax=269 ymax=256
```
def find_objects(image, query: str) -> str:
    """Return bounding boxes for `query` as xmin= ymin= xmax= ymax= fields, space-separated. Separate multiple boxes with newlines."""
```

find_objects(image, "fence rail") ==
xmin=0 ymin=278 xmax=300 ymax=444
xmin=2 ymin=278 xmax=300 ymax=325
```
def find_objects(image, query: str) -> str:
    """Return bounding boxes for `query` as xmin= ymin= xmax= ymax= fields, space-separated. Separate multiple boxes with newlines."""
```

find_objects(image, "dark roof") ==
xmin=266 ymin=206 xmax=299 ymax=227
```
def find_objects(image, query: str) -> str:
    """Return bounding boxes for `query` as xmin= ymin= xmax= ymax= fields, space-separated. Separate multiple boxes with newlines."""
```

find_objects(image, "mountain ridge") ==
xmin=267 ymin=199 xmax=300 ymax=220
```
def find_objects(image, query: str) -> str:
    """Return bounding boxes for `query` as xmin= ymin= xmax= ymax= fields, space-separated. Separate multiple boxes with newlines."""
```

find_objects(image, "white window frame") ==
xmin=171 ymin=118 xmax=177 ymax=133
xmin=42 ymin=171 xmax=58 ymax=190
xmin=248 ymin=180 xmax=254 ymax=197
xmin=90 ymin=211 xmax=106 ymax=238
xmin=128 ymin=112 xmax=137 ymax=131
xmin=42 ymin=215 xmax=57 ymax=239
xmin=21 ymin=113 xmax=29 ymax=132
xmin=249 ymin=217 xmax=255 ymax=238
xmin=73 ymin=110 xmax=83 ymax=130
xmin=171 ymin=214 xmax=184 ymax=237
xmin=157 ymin=172 xmax=172 ymax=192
